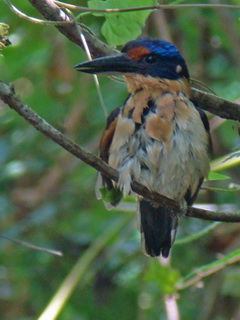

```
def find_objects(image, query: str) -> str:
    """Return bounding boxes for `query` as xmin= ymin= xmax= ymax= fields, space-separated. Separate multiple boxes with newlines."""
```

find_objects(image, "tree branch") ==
xmin=0 ymin=80 xmax=239 ymax=223
xmin=191 ymin=88 xmax=240 ymax=121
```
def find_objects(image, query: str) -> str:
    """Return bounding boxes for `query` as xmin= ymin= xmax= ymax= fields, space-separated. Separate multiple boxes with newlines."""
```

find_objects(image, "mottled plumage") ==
xmin=75 ymin=38 xmax=211 ymax=258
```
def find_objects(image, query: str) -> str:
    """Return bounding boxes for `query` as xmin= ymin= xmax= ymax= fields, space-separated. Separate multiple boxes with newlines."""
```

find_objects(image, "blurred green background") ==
xmin=0 ymin=1 xmax=240 ymax=319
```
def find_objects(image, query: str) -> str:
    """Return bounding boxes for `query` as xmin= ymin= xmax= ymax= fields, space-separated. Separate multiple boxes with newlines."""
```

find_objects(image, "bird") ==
xmin=75 ymin=38 xmax=211 ymax=258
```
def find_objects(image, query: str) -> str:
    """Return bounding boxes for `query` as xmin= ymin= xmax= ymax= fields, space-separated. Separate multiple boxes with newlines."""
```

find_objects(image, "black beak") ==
xmin=74 ymin=53 xmax=141 ymax=75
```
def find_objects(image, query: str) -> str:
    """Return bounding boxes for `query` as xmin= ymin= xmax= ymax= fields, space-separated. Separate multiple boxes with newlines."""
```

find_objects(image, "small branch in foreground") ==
xmin=54 ymin=1 xmax=240 ymax=13
xmin=0 ymin=234 xmax=62 ymax=256
xmin=176 ymin=249 xmax=240 ymax=290
xmin=0 ymin=80 xmax=239 ymax=223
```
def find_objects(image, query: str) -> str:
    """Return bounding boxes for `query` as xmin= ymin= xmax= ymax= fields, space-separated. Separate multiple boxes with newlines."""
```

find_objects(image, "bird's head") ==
xmin=75 ymin=38 xmax=189 ymax=82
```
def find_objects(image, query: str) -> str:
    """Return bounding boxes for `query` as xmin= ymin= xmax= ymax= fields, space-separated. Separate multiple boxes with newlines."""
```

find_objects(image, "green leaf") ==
xmin=88 ymin=0 xmax=155 ymax=45
xmin=145 ymin=260 xmax=180 ymax=295
xmin=207 ymin=171 xmax=230 ymax=181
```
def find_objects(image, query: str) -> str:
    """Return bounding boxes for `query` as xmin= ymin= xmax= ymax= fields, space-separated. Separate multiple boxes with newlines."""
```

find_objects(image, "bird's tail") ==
xmin=139 ymin=199 xmax=178 ymax=258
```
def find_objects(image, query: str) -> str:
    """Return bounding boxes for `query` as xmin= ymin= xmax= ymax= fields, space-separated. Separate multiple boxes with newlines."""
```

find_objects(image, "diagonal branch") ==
xmin=0 ymin=80 xmax=239 ymax=223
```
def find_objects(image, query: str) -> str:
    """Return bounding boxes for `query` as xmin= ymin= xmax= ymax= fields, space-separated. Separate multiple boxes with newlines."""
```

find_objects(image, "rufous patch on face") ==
xmin=127 ymin=46 xmax=151 ymax=61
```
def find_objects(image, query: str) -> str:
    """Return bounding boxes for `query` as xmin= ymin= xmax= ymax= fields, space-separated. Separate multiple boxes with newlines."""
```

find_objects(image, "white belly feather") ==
xmin=108 ymin=92 xmax=210 ymax=201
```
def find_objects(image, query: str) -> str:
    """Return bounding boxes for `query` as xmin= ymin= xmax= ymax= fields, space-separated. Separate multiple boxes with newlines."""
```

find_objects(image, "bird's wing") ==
xmin=95 ymin=107 xmax=122 ymax=208
xmin=184 ymin=99 xmax=212 ymax=205
xmin=191 ymin=98 xmax=212 ymax=156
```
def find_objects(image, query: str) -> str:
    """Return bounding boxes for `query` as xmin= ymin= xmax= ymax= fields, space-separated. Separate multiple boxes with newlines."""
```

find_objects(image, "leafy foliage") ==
xmin=208 ymin=171 xmax=230 ymax=181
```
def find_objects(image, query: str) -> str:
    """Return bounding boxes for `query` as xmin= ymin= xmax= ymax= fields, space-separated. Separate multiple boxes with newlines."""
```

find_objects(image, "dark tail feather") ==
xmin=139 ymin=199 xmax=178 ymax=258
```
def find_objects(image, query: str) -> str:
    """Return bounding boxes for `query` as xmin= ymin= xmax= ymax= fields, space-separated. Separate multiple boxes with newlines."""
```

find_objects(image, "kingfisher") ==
xmin=75 ymin=38 xmax=211 ymax=258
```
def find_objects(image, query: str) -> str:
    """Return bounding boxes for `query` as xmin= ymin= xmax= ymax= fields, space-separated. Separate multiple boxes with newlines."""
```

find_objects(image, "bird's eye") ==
xmin=144 ymin=54 xmax=158 ymax=64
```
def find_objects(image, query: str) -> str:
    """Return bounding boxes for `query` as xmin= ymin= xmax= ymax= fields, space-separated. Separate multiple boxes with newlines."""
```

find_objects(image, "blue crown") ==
xmin=142 ymin=39 xmax=182 ymax=58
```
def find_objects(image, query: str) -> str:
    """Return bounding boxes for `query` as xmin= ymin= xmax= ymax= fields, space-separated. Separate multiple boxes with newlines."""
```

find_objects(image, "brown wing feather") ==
xmin=99 ymin=107 xmax=120 ymax=191
xmin=100 ymin=108 xmax=120 ymax=162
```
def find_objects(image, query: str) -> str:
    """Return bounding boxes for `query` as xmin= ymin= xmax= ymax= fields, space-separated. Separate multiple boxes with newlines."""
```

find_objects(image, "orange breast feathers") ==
xmin=145 ymin=93 xmax=175 ymax=143
xmin=123 ymin=90 xmax=176 ymax=140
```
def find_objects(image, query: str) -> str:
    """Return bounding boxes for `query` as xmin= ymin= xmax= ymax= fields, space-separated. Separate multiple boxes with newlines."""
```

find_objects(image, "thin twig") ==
xmin=176 ymin=250 xmax=240 ymax=290
xmin=202 ymin=186 xmax=240 ymax=193
xmin=53 ymin=1 xmax=240 ymax=13
xmin=76 ymin=24 xmax=108 ymax=118
xmin=3 ymin=0 xmax=76 ymax=25
xmin=0 ymin=80 xmax=240 ymax=223
xmin=0 ymin=234 xmax=62 ymax=256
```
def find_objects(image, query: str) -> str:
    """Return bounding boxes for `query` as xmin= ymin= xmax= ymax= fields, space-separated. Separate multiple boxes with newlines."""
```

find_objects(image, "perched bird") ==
xmin=75 ymin=38 xmax=211 ymax=258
